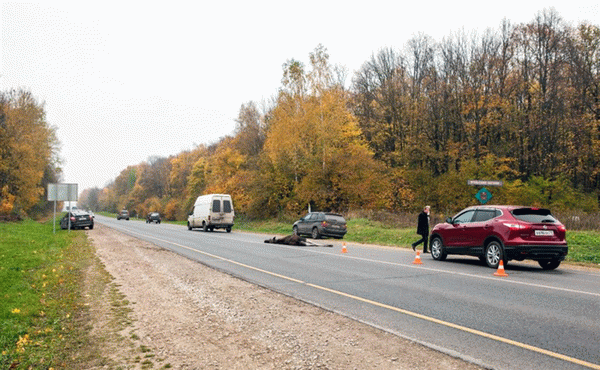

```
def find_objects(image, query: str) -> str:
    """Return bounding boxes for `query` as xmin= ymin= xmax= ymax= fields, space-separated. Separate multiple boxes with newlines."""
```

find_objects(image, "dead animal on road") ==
xmin=264 ymin=234 xmax=333 ymax=247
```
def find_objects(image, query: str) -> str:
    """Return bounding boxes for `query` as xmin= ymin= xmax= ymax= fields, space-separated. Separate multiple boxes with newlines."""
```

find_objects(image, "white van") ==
xmin=187 ymin=194 xmax=234 ymax=232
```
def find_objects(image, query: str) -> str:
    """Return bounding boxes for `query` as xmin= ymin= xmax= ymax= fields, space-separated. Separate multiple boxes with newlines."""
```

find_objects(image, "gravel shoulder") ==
xmin=85 ymin=223 xmax=485 ymax=369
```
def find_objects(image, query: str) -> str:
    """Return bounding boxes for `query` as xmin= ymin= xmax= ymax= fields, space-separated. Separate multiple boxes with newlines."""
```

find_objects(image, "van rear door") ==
xmin=222 ymin=197 xmax=234 ymax=225
xmin=209 ymin=196 xmax=234 ymax=225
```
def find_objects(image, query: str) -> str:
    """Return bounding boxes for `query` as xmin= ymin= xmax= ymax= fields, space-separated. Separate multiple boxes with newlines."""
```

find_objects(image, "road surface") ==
xmin=95 ymin=215 xmax=600 ymax=370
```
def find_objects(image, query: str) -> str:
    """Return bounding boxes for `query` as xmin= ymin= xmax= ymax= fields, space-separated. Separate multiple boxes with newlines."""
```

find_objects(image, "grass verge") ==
xmin=0 ymin=219 xmax=96 ymax=368
xmin=0 ymin=219 xmax=164 ymax=369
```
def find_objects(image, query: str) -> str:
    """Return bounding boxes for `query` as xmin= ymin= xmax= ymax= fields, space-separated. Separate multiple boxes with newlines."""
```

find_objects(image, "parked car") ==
xmin=293 ymin=212 xmax=347 ymax=239
xmin=429 ymin=205 xmax=568 ymax=270
xmin=117 ymin=210 xmax=130 ymax=220
xmin=60 ymin=210 xmax=94 ymax=230
xmin=146 ymin=212 xmax=161 ymax=224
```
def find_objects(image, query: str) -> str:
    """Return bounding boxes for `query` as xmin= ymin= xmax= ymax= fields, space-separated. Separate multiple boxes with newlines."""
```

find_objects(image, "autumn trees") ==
xmin=0 ymin=90 xmax=60 ymax=218
xmin=84 ymin=9 xmax=599 ymax=220
xmin=351 ymin=9 xmax=599 ymax=212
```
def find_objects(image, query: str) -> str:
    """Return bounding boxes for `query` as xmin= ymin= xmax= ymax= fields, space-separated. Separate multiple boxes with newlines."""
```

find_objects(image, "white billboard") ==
xmin=47 ymin=183 xmax=78 ymax=201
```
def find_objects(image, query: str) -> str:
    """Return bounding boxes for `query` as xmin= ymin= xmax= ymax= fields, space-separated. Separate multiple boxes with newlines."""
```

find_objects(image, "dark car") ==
xmin=146 ymin=212 xmax=161 ymax=224
xmin=293 ymin=212 xmax=347 ymax=239
xmin=117 ymin=210 xmax=130 ymax=220
xmin=429 ymin=205 xmax=568 ymax=270
xmin=60 ymin=210 xmax=94 ymax=230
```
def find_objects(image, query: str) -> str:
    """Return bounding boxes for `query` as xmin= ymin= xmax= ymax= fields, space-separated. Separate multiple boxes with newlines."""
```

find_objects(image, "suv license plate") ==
xmin=535 ymin=230 xmax=554 ymax=236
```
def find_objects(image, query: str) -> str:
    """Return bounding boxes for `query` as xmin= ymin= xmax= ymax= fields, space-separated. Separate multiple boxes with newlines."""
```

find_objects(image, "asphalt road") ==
xmin=95 ymin=215 xmax=600 ymax=370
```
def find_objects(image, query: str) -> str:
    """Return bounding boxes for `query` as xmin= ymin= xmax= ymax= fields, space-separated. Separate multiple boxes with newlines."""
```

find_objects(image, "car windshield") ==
xmin=511 ymin=208 xmax=557 ymax=223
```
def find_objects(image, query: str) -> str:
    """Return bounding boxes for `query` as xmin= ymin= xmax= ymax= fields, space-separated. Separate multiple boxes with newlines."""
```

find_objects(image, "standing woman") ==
xmin=411 ymin=206 xmax=431 ymax=253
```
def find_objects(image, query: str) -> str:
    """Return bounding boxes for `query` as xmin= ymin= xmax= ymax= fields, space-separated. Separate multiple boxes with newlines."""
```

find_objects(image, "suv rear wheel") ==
xmin=311 ymin=227 xmax=320 ymax=239
xmin=485 ymin=240 xmax=505 ymax=269
xmin=430 ymin=237 xmax=447 ymax=261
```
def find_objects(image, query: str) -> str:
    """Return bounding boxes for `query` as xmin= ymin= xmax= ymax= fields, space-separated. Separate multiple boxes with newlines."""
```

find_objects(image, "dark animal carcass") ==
xmin=264 ymin=234 xmax=308 ymax=246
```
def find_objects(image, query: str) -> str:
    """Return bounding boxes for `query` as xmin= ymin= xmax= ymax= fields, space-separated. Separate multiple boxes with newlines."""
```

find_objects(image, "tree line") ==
xmin=0 ymin=89 xmax=61 ymax=220
xmin=78 ymin=9 xmax=599 ymax=219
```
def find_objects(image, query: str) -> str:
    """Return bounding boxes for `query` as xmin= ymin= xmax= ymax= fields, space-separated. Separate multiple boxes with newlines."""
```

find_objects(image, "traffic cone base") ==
xmin=412 ymin=251 xmax=423 ymax=265
xmin=494 ymin=260 xmax=508 ymax=277
xmin=341 ymin=242 xmax=348 ymax=253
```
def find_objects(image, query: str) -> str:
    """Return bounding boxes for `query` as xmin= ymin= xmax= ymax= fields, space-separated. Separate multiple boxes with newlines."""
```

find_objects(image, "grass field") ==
xmin=0 ymin=220 xmax=96 ymax=369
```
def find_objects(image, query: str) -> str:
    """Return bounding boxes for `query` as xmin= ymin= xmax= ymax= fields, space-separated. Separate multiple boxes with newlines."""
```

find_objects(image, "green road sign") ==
xmin=475 ymin=187 xmax=492 ymax=204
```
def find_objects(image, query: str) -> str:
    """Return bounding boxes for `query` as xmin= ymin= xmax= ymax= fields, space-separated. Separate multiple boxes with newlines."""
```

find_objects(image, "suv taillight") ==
xmin=557 ymin=225 xmax=567 ymax=232
xmin=70 ymin=217 xmax=76 ymax=222
xmin=503 ymin=222 xmax=529 ymax=231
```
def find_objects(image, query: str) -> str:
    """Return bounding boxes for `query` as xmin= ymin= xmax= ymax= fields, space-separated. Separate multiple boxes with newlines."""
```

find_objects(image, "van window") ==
xmin=212 ymin=200 xmax=221 ymax=212
xmin=223 ymin=200 xmax=232 ymax=213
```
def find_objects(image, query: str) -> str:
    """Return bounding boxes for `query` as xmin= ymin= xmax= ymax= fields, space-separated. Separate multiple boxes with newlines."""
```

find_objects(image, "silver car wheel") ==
xmin=485 ymin=241 xmax=502 ymax=268
xmin=430 ymin=237 xmax=446 ymax=261
xmin=431 ymin=239 xmax=441 ymax=259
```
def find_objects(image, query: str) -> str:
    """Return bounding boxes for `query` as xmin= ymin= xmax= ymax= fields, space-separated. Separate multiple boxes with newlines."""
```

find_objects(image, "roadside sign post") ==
xmin=468 ymin=180 xmax=503 ymax=205
xmin=47 ymin=183 xmax=78 ymax=233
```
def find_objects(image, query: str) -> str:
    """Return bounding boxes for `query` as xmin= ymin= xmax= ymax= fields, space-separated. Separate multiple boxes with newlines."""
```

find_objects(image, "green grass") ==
xmin=565 ymin=230 xmax=600 ymax=264
xmin=0 ymin=219 xmax=94 ymax=369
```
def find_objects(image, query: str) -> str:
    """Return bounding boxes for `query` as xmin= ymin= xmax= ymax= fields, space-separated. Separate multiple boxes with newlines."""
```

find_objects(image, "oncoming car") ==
xmin=146 ymin=212 xmax=161 ymax=224
xmin=292 ymin=212 xmax=347 ymax=239
xmin=429 ymin=205 xmax=568 ymax=270
xmin=117 ymin=210 xmax=130 ymax=220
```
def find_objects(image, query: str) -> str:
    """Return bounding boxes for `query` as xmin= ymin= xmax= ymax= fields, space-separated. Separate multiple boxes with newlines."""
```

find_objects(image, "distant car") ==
xmin=292 ymin=212 xmax=347 ymax=239
xmin=146 ymin=212 xmax=161 ymax=224
xmin=429 ymin=205 xmax=568 ymax=270
xmin=117 ymin=210 xmax=130 ymax=220
xmin=60 ymin=210 xmax=94 ymax=230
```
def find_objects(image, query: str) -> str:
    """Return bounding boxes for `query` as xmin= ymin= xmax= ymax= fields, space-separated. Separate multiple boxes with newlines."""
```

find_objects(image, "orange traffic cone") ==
xmin=412 ymin=251 xmax=423 ymax=265
xmin=341 ymin=242 xmax=348 ymax=253
xmin=494 ymin=260 xmax=508 ymax=277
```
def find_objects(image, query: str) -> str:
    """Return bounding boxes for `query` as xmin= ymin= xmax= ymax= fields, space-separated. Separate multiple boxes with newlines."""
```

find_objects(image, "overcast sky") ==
xmin=1 ymin=2 xmax=598 ymax=194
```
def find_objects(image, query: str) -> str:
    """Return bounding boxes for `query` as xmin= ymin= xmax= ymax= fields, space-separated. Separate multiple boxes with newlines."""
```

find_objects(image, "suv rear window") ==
xmin=511 ymin=208 xmax=557 ymax=223
xmin=324 ymin=214 xmax=346 ymax=223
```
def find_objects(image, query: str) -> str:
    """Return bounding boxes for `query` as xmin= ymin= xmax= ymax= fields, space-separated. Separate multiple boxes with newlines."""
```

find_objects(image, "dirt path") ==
xmin=85 ymin=223 xmax=485 ymax=369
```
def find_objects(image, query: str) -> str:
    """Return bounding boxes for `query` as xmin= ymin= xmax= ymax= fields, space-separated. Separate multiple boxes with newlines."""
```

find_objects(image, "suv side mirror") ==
xmin=445 ymin=217 xmax=453 ymax=224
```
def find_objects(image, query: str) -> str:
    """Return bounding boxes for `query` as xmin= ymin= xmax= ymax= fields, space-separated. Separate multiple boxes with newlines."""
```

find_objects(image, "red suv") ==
xmin=429 ymin=206 xmax=568 ymax=270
